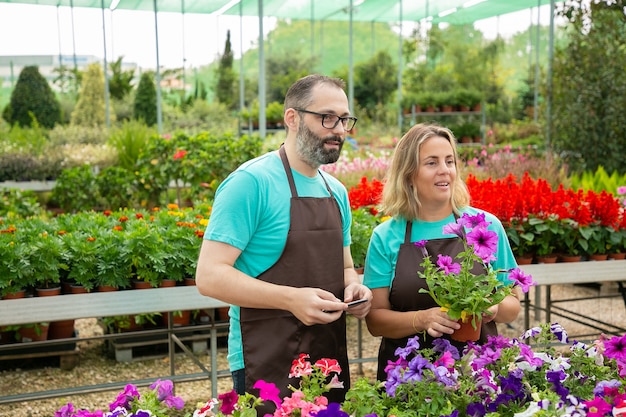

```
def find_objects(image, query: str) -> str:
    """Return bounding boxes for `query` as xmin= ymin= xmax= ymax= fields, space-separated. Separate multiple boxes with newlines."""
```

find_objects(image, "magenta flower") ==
xmin=508 ymin=268 xmax=535 ymax=292
xmin=414 ymin=240 xmax=429 ymax=258
xmin=584 ymin=396 xmax=613 ymax=417
xmin=109 ymin=384 xmax=140 ymax=411
xmin=218 ymin=389 xmax=239 ymax=415
xmin=436 ymin=254 xmax=461 ymax=274
xmin=604 ymin=334 xmax=626 ymax=361
xmin=253 ymin=380 xmax=282 ymax=409
xmin=55 ymin=403 xmax=76 ymax=417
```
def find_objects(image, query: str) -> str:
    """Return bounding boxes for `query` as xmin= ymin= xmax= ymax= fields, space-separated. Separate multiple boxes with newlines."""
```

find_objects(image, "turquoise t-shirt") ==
xmin=363 ymin=207 xmax=517 ymax=290
xmin=203 ymin=150 xmax=352 ymax=372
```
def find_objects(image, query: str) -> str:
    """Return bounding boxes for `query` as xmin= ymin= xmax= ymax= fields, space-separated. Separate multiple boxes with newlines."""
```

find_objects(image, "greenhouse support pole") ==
xmin=348 ymin=0 xmax=354 ymax=113
xmin=100 ymin=0 xmax=111 ymax=128
xmin=258 ymin=0 xmax=266 ymax=139
xmin=546 ymin=0 xmax=555 ymax=148
xmin=397 ymin=0 xmax=403 ymax=132
xmin=153 ymin=0 xmax=163 ymax=134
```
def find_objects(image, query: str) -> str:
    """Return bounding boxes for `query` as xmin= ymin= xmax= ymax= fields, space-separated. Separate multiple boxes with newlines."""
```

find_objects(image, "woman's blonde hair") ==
xmin=381 ymin=122 xmax=470 ymax=220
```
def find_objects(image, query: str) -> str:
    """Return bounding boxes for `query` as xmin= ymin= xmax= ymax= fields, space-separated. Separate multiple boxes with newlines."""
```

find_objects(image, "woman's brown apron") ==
xmin=240 ymin=146 xmax=349 ymax=413
xmin=376 ymin=221 xmax=497 ymax=380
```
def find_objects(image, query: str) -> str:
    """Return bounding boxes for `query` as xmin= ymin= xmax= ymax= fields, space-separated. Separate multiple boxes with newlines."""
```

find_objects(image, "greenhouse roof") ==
xmin=2 ymin=0 xmax=554 ymax=24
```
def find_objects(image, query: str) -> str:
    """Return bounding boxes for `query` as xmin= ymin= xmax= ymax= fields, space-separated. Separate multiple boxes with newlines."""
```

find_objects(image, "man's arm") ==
xmin=195 ymin=239 xmax=350 ymax=325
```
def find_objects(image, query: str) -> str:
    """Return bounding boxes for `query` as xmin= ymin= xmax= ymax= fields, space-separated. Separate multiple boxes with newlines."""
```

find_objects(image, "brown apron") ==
xmin=376 ymin=220 xmax=497 ymax=380
xmin=240 ymin=146 xmax=349 ymax=413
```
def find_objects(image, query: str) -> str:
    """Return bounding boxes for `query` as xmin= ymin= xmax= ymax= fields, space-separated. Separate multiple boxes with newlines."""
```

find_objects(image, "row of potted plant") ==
xmin=402 ymin=88 xmax=483 ymax=113
xmin=348 ymin=174 xmax=626 ymax=265
xmin=0 ymin=203 xmax=208 ymax=298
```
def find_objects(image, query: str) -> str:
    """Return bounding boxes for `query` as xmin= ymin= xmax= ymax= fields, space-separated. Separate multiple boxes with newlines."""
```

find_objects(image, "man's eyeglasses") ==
xmin=293 ymin=108 xmax=358 ymax=131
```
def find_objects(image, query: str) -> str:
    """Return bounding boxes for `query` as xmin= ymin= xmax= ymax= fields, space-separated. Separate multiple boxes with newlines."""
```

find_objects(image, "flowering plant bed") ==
xmin=56 ymin=323 xmax=626 ymax=417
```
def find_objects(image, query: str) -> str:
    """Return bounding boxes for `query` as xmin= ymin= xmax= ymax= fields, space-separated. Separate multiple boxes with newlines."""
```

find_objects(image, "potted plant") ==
xmin=265 ymin=101 xmax=284 ymax=128
xmin=124 ymin=220 xmax=168 ymax=288
xmin=526 ymin=214 xmax=562 ymax=262
xmin=417 ymin=213 xmax=534 ymax=338
xmin=0 ymin=228 xmax=35 ymax=298
xmin=556 ymin=218 xmax=589 ymax=260
xmin=504 ymin=218 xmax=534 ymax=263
xmin=94 ymin=228 xmax=133 ymax=290
xmin=24 ymin=223 xmax=65 ymax=292
xmin=455 ymin=88 xmax=482 ymax=111
xmin=61 ymin=230 xmax=99 ymax=292
xmin=586 ymin=222 xmax=615 ymax=258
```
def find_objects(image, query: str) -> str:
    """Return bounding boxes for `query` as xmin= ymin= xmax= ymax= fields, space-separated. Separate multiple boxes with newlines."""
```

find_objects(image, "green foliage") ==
xmin=0 ymin=188 xmax=44 ymax=218
xmin=48 ymin=124 xmax=110 ymax=146
xmin=71 ymin=62 xmax=110 ymax=127
xmin=265 ymin=54 xmax=314 ymax=104
xmin=52 ymin=64 xmax=81 ymax=95
xmin=6 ymin=66 xmax=61 ymax=129
xmin=351 ymin=207 xmax=384 ymax=268
xmin=551 ymin=0 xmax=626 ymax=173
xmin=352 ymin=51 xmax=398 ymax=118
xmin=568 ymin=166 xmax=626 ymax=194
xmin=95 ymin=166 xmax=137 ymax=210
xmin=108 ymin=57 xmax=135 ymax=100
xmin=164 ymin=99 xmax=238 ymax=136
xmin=107 ymin=120 xmax=158 ymax=171
xmin=215 ymin=30 xmax=237 ymax=110
xmin=134 ymin=72 xmax=157 ymax=126
xmin=135 ymin=131 xmax=263 ymax=207
xmin=49 ymin=165 xmax=98 ymax=213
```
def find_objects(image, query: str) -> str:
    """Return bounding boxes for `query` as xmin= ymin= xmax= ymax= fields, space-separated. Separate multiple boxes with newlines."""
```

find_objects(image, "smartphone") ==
xmin=347 ymin=298 xmax=367 ymax=308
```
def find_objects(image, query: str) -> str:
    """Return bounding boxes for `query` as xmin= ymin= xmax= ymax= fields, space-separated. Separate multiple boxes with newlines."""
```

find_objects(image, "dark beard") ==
xmin=295 ymin=120 xmax=344 ymax=168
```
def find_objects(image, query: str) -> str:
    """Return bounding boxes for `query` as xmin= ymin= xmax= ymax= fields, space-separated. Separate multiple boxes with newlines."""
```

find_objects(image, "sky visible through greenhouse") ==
xmin=0 ymin=2 xmax=555 ymax=69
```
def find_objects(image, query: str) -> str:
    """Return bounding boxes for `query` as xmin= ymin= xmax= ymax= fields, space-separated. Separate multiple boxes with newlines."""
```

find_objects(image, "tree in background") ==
xmin=265 ymin=54 xmax=313 ymax=103
xmin=3 ymin=65 xmax=61 ymax=129
xmin=352 ymin=51 xmax=397 ymax=118
xmin=215 ymin=30 xmax=236 ymax=110
xmin=108 ymin=57 xmax=135 ymax=100
xmin=71 ymin=62 xmax=111 ymax=126
xmin=551 ymin=0 xmax=626 ymax=174
xmin=134 ymin=72 xmax=157 ymax=126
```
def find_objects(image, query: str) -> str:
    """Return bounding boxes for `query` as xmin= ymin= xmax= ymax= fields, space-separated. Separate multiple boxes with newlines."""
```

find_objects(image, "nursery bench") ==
xmin=0 ymin=286 xmax=230 ymax=405
xmin=519 ymin=259 xmax=626 ymax=338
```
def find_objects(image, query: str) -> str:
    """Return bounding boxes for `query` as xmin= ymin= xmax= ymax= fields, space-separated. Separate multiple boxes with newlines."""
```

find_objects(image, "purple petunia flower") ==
xmin=404 ymin=355 xmax=431 ymax=382
xmin=459 ymin=212 xmax=489 ymax=229
xmin=394 ymin=336 xmax=420 ymax=359
xmin=432 ymin=338 xmax=460 ymax=360
xmin=550 ymin=323 xmax=569 ymax=343
xmin=593 ymin=379 xmax=622 ymax=396
xmin=604 ymin=334 xmax=626 ymax=361
xmin=442 ymin=221 xmax=465 ymax=238
xmin=312 ymin=402 xmax=349 ymax=417
xmin=436 ymin=254 xmax=461 ymax=274
xmin=109 ymin=384 xmax=140 ymax=411
xmin=508 ymin=268 xmax=535 ymax=292
xmin=149 ymin=379 xmax=184 ymax=409
xmin=414 ymin=240 xmax=429 ymax=259
xmin=55 ymin=403 xmax=76 ymax=417
xmin=466 ymin=226 xmax=497 ymax=263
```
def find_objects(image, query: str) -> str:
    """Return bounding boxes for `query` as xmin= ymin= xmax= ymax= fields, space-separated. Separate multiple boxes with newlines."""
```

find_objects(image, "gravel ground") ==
xmin=2 ymin=282 xmax=626 ymax=417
